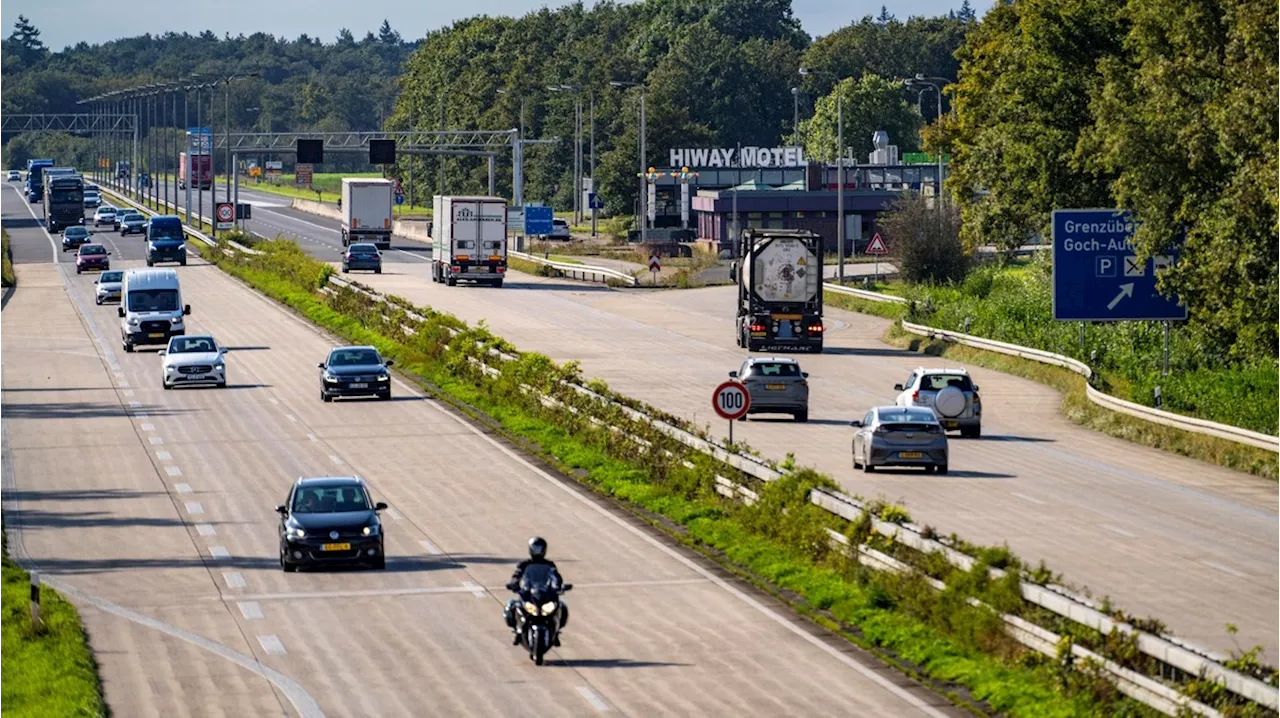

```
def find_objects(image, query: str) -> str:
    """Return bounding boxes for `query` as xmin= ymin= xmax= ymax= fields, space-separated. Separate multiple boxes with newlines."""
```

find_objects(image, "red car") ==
xmin=75 ymin=243 xmax=111 ymax=274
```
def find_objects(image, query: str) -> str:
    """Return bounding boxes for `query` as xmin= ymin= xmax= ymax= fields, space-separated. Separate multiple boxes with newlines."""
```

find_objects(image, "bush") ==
xmin=2 ymin=229 xmax=14 ymax=288
xmin=879 ymin=194 xmax=970 ymax=285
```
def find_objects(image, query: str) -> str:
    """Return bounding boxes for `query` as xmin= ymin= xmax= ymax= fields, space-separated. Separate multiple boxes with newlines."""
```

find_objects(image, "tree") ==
xmin=801 ymin=75 xmax=921 ymax=163
xmin=879 ymin=193 xmax=969 ymax=285
xmin=5 ymin=15 xmax=47 ymax=68
xmin=378 ymin=20 xmax=401 ymax=45
xmin=877 ymin=6 xmax=896 ymax=25
xmin=337 ymin=28 xmax=355 ymax=46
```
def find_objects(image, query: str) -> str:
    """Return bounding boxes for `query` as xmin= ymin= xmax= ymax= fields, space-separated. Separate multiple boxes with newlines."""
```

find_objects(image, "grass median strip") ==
xmin=3 ymin=228 xmax=15 ymax=288
xmin=1 ymin=530 xmax=106 ymax=718
xmin=192 ymin=235 xmax=1269 ymax=716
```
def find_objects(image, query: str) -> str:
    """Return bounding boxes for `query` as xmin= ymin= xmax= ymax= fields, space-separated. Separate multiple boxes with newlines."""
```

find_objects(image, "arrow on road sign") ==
xmin=648 ymin=255 xmax=662 ymax=273
xmin=865 ymin=233 xmax=888 ymax=255
xmin=1107 ymin=283 xmax=1135 ymax=310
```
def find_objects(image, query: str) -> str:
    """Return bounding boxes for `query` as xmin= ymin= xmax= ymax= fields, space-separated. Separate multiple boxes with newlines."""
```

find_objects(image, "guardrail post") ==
xmin=29 ymin=571 xmax=41 ymax=628
xmin=1161 ymin=321 xmax=1170 ymax=377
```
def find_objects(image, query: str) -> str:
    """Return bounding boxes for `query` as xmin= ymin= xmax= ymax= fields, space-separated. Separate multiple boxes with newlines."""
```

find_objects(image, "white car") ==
xmin=94 ymin=270 xmax=124 ymax=305
xmin=159 ymin=335 xmax=227 ymax=389
xmin=893 ymin=366 xmax=982 ymax=438
xmin=7 ymin=170 xmax=20 ymax=181
xmin=93 ymin=206 xmax=118 ymax=226
xmin=548 ymin=218 xmax=571 ymax=240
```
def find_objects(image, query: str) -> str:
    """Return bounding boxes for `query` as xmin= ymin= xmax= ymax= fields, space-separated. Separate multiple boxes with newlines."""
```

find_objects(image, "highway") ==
xmin=150 ymin=188 xmax=1280 ymax=661
xmin=74 ymin=179 xmax=1280 ymax=658
xmin=2 ymin=184 xmax=958 ymax=716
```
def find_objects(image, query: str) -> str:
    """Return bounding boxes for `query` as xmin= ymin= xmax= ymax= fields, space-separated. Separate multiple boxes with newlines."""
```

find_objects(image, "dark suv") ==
xmin=342 ymin=243 xmax=382 ymax=274
xmin=276 ymin=476 xmax=388 ymax=571
xmin=145 ymin=215 xmax=187 ymax=266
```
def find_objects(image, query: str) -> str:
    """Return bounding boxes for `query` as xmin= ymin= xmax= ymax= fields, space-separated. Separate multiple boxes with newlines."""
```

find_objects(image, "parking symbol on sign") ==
xmin=1095 ymin=256 xmax=1117 ymax=278
xmin=1123 ymin=255 xmax=1145 ymax=277
xmin=1153 ymin=255 xmax=1173 ymax=273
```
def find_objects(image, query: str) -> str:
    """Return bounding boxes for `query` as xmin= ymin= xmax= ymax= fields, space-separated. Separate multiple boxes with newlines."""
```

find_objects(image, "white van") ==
xmin=118 ymin=268 xmax=191 ymax=352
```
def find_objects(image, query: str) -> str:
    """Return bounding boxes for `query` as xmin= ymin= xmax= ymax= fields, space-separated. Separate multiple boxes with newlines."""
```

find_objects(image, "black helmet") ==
xmin=528 ymin=536 xmax=547 ymax=560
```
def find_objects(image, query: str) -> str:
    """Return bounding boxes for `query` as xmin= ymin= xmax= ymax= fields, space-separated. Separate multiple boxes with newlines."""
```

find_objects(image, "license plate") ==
xmin=148 ymin=333 xmax=164 ymax=338
xmin=899 ymin=451 xmax=923 ymax=459
xmin=349 ymin=382 xmax=367 ymax=389
xmin=321 ymin=543 xmax=350 ymax=552
xmin=944 ymin=421 xmax=959 ymax=428
xmin=765 ymin=384 xmax=786 ymax=390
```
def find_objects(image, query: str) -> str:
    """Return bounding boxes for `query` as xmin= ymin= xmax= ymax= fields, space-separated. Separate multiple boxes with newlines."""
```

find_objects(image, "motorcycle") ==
xmin=504 ymin=563 xmax=572 ymax=665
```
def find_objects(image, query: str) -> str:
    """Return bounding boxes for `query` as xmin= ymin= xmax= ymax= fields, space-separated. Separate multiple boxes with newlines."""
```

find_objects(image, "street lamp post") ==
xmin=906 ymin=75 xmax=949 ymax=208
xmin=610 ymin=81 xmax=647 ymax=243
xmin=548 ymin=84 xmax=585 ymax=224
xmin=799 ymin=67 xmax=846 ymax=284
xmin=218 ymin=73 xmax=261 ymax=238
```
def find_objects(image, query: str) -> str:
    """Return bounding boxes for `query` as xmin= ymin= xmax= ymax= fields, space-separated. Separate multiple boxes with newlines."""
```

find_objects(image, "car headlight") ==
xmin=171 ymin=317 xmax=183 ymax=324
xmin=286 ymin=525 xmax=306 ymax=539
xmin=362 ymin=523 xmax=379 ymax=536
xmin=523 ymin=601 xmax=540 ymax=616
xmin=377 ymin=375 xmax=389 ymax=381
xmin=213 ymin=361 xmax=225 ymax=370
xmin=127 ymin=316 xmax=140 ymax=326
xmin=324 ymin=373 xmax=338 ymax=383
xmin=540 ymin=601 xmax=558 ymax=615
xmin=177 ymin=243 xmax=186 ymax=251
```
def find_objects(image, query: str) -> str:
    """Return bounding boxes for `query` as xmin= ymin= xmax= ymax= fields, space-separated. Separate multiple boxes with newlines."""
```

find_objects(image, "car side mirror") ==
xmin=972 ymin=384 xmax=979 ymax=392
xmin=850 ymin=420 xmax=862 ymax=428
xmin=117 ymin=307 xmax=125 ymax=318
xmin=802 ymin=372 xmax=809 ymax=378
xmin=275 ymin=504 xmax=287 ymax=514
xmin=219 ymin=347 xmax=228 ymax=354
xmin=157 ymin=350 xmax=166 ymax=356
xmin=562 ymin=584 xmax=573 ymax=592
xmin=317 ymin=362 xmax=325 ymax=369
xmin=107 ymin=252 xmax=112 ymax=256
xmin=384 ymin=359 xmax=394 ymax=367
xmin=374 ymin=502 xmax=388 ymax=511
xmin=182 ymin=305 xmax=191 ymax=316
xmin=728 ymin=262 xmax=737 ymax=282
xmin=728 ymin=370 xmax=738 ymax=378
xmin=893 ymin=384 xmax=904 ymax=391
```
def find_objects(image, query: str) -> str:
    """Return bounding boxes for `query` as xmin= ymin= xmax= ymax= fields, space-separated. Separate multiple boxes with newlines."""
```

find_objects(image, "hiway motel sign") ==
xmin=1051 ymin=209 xmax=1187 ymax=322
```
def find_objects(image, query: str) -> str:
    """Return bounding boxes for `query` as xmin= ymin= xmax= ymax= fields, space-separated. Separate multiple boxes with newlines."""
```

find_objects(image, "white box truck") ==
xmin=430 ymin=195 xmax=508 ymax=287
xmin=341 ymin=178 xmax=394 ymax=249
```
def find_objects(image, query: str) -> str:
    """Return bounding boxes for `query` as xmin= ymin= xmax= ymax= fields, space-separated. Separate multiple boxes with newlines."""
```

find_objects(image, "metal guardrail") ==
xmin=509 ymin=250 xmax=639 ymax=286
xmin=96 ymin=183 xmax=215 ymax=248
xmin=823 ymin=281 xmax=1279 ymax=453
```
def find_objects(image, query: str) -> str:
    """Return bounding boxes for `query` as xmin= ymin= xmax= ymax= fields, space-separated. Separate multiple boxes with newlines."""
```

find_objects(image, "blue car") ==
xmin=341 ymin=243 xmax=383 ymax=274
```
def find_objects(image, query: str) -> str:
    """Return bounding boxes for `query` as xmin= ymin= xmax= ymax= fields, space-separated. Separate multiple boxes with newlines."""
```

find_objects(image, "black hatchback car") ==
xmin=61 ymin=225 xmax=91 ymax=252
xmin=277 ymin=476 xmax=387 ymax=571
xmin=318 ymin=345 xmax=394 ymax=402
xmin=342 ymin=243 xmax=383 ymax=274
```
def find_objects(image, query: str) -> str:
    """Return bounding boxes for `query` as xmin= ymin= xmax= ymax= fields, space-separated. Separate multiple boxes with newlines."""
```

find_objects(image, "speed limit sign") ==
xmin=712 ymin=381 xmax=750 ymax=421
xmin=215 ymin=202 xmax=234 ymax=229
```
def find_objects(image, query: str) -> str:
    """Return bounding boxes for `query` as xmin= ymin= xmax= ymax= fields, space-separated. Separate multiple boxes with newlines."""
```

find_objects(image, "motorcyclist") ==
xmin=504 ymin=536 xmax=568 ymax=645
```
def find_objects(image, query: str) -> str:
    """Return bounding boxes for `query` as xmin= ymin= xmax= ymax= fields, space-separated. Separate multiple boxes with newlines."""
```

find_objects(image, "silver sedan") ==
xmin=851 ymin=406 xmax=949 ymax=474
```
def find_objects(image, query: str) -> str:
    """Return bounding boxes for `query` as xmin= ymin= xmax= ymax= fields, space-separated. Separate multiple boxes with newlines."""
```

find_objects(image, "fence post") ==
xmin=30 ymin=571 xmax=41 ymax=628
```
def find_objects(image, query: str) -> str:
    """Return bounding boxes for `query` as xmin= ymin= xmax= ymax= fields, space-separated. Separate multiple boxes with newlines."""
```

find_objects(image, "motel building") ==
xmin=646 ymin=133 xmax=943 ymax=255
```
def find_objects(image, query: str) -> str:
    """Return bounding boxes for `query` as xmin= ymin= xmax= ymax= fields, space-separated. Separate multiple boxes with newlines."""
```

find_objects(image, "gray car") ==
xmin=94 ymin=270 xmax=123 ymax=305
xmin=851 ymin=406 xmax=949 ymax=474
xmin=729 ymin=356 xmax=809 ymax=422
xmin=120 ymin=212 xmax=147 ymax=236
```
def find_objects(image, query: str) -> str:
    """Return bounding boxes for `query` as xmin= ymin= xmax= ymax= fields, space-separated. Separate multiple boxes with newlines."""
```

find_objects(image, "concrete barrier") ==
xmin=289 ymin=198 xmax=342 ymax=221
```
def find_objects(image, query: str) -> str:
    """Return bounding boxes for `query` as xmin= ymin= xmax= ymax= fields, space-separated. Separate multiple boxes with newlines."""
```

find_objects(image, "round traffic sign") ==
xmin=216 ymin=203 xmax=234 ymax=222
xmin=712 ymin=380 xmax=750 ymax=421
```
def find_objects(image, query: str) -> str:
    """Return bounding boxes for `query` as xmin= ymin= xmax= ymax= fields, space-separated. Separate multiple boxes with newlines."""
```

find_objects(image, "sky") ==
xmin=5 ymin=0 xmax=993 ymax=53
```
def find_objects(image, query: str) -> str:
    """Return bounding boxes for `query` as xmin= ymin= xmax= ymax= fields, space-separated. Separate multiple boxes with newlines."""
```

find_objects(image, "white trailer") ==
xmin=430 ymin=195 xmax=508 ymax=287
xmin=341 ymin=178 xmax=394 ymax=249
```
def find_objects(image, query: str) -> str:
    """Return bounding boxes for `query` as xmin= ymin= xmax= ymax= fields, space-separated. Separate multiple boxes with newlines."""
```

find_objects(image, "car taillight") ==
xmin=749 ymin=323 xmax=766 ymax=332
xmin=912 ymin=391 xmax=920 ymax=402
xmin=807 ymin=324 xmax=824 ymax=333
xmin=496 ymin=266 xmax=506 ymax=273
xmin=451 ymin=265 xmax=461 ymax=273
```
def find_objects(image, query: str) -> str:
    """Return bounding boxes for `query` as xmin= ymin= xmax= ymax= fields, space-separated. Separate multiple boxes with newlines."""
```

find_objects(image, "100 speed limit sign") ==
xmin=712 ymin=381 xmax=750 ymax=421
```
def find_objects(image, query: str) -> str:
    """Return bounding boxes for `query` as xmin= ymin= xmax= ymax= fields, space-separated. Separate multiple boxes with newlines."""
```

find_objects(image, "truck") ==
xmin=25 ymin=159 xmax=54 ymax=202
xmin=340 ymin=178 xmax=394 ymax=249
xmin=729 ymin=228 xmax=825 ymax=353
xmin=430 ymin=195 xmax=508 ymax=287
xmin=43 ymin=171 xmax=85 ymax=233
xmin=178 ymin=152 xmax=212 ymax=190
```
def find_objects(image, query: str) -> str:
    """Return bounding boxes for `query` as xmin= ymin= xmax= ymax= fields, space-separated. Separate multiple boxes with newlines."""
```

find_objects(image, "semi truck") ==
xmin=178 ymin=152 xmax=212 ymax=190
xmin=430 ymin=195 xmax=508 ymax=287
xmin=25 ymin=159 xmax=54 ymax=201
xmin=730 ymin=228 xmax=825 ymax=353
xmin=43 ymin=171 xmax=85 ymax=233
xmin=340 ymin=178 xmax=394 ymax=249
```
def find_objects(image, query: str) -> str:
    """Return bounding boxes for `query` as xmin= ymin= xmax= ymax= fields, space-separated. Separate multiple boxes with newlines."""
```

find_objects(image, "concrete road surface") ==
xmin=328 ymin=256 xmax=1279 ymax=661
xmin=2 ymin=184 xmax=957 ymax=717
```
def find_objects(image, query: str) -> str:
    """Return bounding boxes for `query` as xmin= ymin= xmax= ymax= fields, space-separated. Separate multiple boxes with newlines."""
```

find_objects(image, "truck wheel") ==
xmin=795 ymin=411 xmax=809 ymax=423
xmin=374 ymin=267 xmax=382 ymax=274
xmin=493 ymin=279 xmax=503 ymax=288
xmin=446 ymin=276 xmax=457 ymax=287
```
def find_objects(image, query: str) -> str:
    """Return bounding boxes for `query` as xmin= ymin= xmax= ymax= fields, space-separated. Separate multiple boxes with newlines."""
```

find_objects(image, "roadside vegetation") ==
xmin=196 ymin=232 xmax=1276 ymax=716
xmin=1 ymin=530 xmax=106 ymax=717
xmin=2 ymin=228 xmax=15 ymax=287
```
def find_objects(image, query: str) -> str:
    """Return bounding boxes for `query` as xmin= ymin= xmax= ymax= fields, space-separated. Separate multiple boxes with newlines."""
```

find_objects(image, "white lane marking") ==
xmin=329 ymin=455 xmax=343 ymax=465
xmin=129 ymin=400 xmax=142 ymax=408
xmin=238 ymin=601 xmax=264 ymax=620
xmin=285 ymin=414 xmax=297 ymax=422
xmin=1202 ymin=560 xmax=1247 ymax=579
xmin=257 ymin=635 xmax=287 ymax=656
xmin=306 ymin=434 xmax=318 ymax=442
xmin=156 ymin=450 xmax=172 ymax=461
xmin=114 ymin=370 xmax=126 ymax=378
xmin=37 ymin=578 xmax=323 ymax=718
xmin=233 ymin=586 xmax=478 ymax=602
xmin=141 ymin=423 xmax=155 ymax=432
xmin=461 ymin=581 xmax=487 ymax=598
xmin=1011 ymin=492 xmax=1045 ymax=505
xmin=419 ymin=539 xmax=443 ymax=555
xmin=166 ymin=466 xmax=183 ymax=477
xmin=210 ymin=546 xmax=231 ymax=560
xmin=175 ymin=483 xmax=193 ymax=494
xmin=223 ymin=572 xmax=247 ymax=589
xmin=431 ymin=391 xmax=952 ymax=717
xmin=386 ymin=507 xmax=403 ymax=520
xmin=149 ymin=436 xmax=163 ymax=445
xmin=1099 ymin=524 xmax=1137 ymax=539
xmin=122 ymin=389 xmax=135 ymax=397
xmin=185 ymin=501 xmax=204 ymax=515
xmin=577 ymin=686 xmax=611 ymax=712
xmin=196 ymin=523 xmax=216 ymax=537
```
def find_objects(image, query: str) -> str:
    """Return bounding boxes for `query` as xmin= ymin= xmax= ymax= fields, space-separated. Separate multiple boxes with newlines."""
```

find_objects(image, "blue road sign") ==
xmin=1052 ymin=209 xmax=1187 ymax=321
xmin=395 ymin=193 xmax=405 ymax=206
xmin=524 ymin=205 xmax=554 ymax=236
xmin=588 ymin=193 xmax=604 ymax=210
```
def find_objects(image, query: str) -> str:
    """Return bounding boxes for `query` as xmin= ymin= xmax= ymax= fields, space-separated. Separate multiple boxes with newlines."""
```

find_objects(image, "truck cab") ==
xmin=25 ymin=159 xmax=54 ymax=202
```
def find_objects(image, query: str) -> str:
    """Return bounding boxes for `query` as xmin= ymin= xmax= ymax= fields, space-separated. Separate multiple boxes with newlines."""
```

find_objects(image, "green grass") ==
xmin=2 ymin=228 xmax=15 ymax=288
xmin=1 ymin=531 xmax=106 ymax=717
xmin=190 ymin=237 xmax=1204 ymax=717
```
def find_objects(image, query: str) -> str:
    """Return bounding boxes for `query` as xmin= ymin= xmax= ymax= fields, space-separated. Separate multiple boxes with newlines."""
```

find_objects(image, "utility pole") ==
xmin=589 ymin=95 xmax=597 ymax=237
xmin=801 ymin=67 xmax=846 ymax=283
xmin=438 ymin=96 xmax=445 ymax=196
xmin=609 ymin=81 xmax=647 ymax=242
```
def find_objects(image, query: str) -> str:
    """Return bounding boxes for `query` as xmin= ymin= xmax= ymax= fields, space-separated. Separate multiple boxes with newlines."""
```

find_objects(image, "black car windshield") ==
xmin=921 ymin=374 xmax=973 ymax=391
xmin=750 ymin=362 xmax=801 ymax=377
xmin=292 ymin=484 xmax=372 ymax=513
xmin=520 ymin=563 xmax=560 ymax=591
xmin=149 ymin=223 xmax=183 ymax=240
xmin=51 ymin=189 xmax=81 ymax=203
xmin=170 ymin=336 xmax=216 ymax=353
xmin=65 ymin=227 xmax=87 ymax=237
xmin=123 ymin=213 xmax=144 ymax=221
xmin=100 ymin=271 xmax=123 ymax=283
xmin=128 ymin=289 xmax=179 ymax=312
xmin=881 ymin=408 xmax=938 ymax=424
xmin=329 ymin=349 xmax=381 ymax=366
xmin=348 ymin=245 xmax=378 ymax=255
xmin=80 ymin=245 xmax=106 ymax=255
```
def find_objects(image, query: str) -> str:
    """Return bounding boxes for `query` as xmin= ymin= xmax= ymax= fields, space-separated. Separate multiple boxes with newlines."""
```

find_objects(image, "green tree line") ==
xmin=941 ymin=0 xmax=1277 ymax=363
